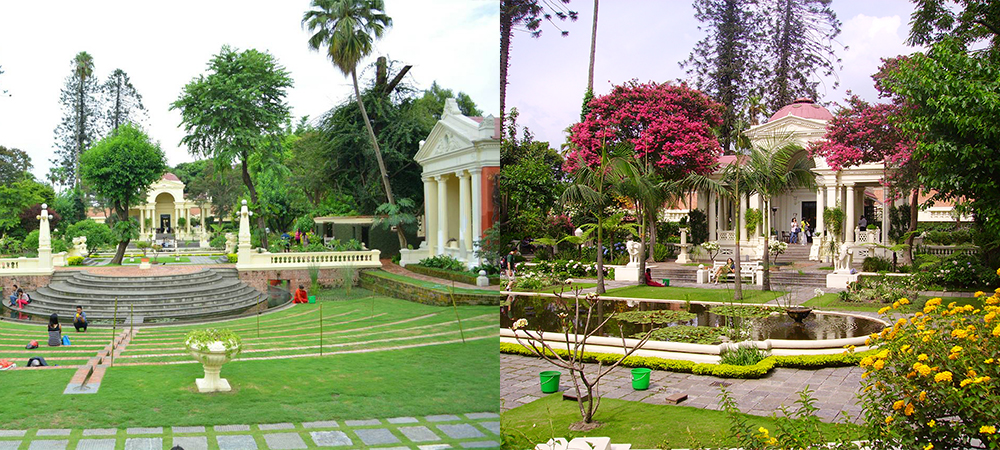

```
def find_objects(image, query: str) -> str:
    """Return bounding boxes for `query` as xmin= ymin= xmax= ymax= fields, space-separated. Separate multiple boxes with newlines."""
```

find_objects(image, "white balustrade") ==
xmin=718 ymin=230 xmax=736 ymax=243
xmin=917 ymin=245 xmax=980 ymax=258
xmin=237 ymin=250 xmax=382 ymax=270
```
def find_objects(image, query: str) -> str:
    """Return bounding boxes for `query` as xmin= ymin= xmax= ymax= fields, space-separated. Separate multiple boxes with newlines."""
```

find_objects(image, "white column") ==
xmin=470 ymin=169 xmax=483 ymax=252
xmin=436 ymin=175 xmax=448 ymax=255
xmin=185 ymin=206 xmax=191 ymax=236
xmin=826 ymin=185 xmax=838 ymax=240
xmin=458 ymin=170 xmax=471 ymax=259
xmin=707 ymin=191 xmax=716 ymax=241
xmin=37 ymin=204 xmax=53 ymax=270
xmin=845 ymin=184 xmax=856 ymax=243
xmin=423 ymin=177 xmax=437 ymax=252
xmin=200 ymin=206 xmax=207 ymax=239
xmin=816 ymin=186 xmax=826 ymax=236
xmin=882 ymin=185 xmax=890 ymax=245
xmin=738 ymin=194 xmax=747 ymax=243
xmin=139 ymin=208 xmax=145 ymax=235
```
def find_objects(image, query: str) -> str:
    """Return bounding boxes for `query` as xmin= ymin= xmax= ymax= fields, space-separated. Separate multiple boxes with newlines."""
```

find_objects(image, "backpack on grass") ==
xmin=25 ymin=340 xmax=38 ymax=350
xmin=27 ymin=357 xmax=47 ymax=367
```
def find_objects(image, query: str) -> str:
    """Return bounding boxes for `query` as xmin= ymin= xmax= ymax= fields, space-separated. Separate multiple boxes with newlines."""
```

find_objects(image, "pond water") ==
xmin=500 ymin=297 xmax=884 ymax=341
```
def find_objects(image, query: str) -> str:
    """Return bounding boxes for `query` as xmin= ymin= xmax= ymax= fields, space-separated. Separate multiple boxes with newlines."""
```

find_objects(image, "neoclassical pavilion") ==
xmin=399 ymin=98 xmax=500 ymax=269
xmin=89 ymin=173 xmax=211 ymax=243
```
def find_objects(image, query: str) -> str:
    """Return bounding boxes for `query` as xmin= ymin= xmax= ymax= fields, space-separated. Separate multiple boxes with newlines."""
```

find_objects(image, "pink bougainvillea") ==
xmin=566 ymin=80 xmax=724 ymax=178
xmin=810 ymin=94 xmax=915 ymax=174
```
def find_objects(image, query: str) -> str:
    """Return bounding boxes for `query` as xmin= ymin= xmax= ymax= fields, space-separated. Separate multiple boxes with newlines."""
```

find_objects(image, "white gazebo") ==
xmin=399 ymin=98 xmax=500 ymax=269
xmin=130 ymin=173 xmax=211 ymax=244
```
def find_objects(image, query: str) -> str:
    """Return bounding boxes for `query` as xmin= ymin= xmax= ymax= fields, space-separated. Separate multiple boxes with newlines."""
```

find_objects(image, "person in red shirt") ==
xmin=293 ymin=285 xmax=309 ymax=304
xmin=644 ymin=268 xmax=665 ymax=287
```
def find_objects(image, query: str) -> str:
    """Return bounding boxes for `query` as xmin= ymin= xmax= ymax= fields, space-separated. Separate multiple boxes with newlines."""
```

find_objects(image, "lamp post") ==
xmin=770 ymin=207 xmax=778 ymax=239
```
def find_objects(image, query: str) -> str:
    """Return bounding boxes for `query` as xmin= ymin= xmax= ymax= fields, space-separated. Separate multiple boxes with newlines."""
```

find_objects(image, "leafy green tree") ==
xmin=80 ymin=124 xmax=166 ymax=264
xmin=52 ymin=51 xmax=102 ymax=190
xmin=497 ymin=109 xmax=564 ymax=245
xmin=102 ymin=68 xmax=146 ymax=132
xmin=304 ymin=0 xmax=411 ymax=247
xmin=373 ymin=197 xmax=417 ymax=236
xmin=0 ymin=145 xmax=31 ymax=185
xmin=413 ymin=82 xmax=482 ymax=122
xmin=64 ymin=219 xmax=114 ymax=255
xmin=500 ymin=0 xmax=577 ymax=118
xmin=0 ymin=178 xmax=55 ymax=238
xmin=907 ymin=0 xmax=1000 ymax=53
xmin=172 ymin=46 xmax=293 ymax=249
xmin=52 ymin=187 xmax=87 ymax=224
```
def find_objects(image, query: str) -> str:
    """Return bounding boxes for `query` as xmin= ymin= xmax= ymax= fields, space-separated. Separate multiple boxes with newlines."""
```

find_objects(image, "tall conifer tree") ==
xmin=52 ymin=51 xmax=102 ymax=190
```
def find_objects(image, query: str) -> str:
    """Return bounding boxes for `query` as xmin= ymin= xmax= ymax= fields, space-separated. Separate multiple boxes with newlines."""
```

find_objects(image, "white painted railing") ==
xmin=855 ymin=227 xmax=881 ymax=244
xmin=0 ymin=255 xmax=67 ymax=275
xmin=237 ymin=250 xmax=382 ymax=270
xmin=916 ymin=245 xmax=979 ymax=258
xmin=718 ymin=230 xmax=736 ymax=243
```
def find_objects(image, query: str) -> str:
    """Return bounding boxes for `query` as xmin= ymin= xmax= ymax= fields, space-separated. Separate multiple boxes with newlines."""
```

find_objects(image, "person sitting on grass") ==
xmin=73 ymin=306 xmax=88 ymax=332
xmin=713 ymin=257 xmax=735 ymax=284
xmin=293 ymin=285 xmax=309 ymax=304
xmin=643 ymin=268 xmax=665 ymax=287
xmin=47 ymin=313 xmax=62 ymax=347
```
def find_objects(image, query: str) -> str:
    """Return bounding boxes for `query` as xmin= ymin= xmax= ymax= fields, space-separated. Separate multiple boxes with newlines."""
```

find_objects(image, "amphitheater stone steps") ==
xmin=19 ymin=268 xmax=266 ymax=323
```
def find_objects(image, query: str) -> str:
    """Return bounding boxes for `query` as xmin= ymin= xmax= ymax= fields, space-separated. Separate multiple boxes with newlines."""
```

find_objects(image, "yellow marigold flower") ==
xmin=987 ymin=312 xmax=997 ymax=323
xmin=981 ymin=425 xmax=996 ymax=434
xmin=978 ymin=376 xmax=991 ymax=383
xmin=873 ymin=359 xmax=885 ymax=370
xmin=986 ymin=358 xmax=995 ymax=364
xmin=949 ymin=353 xmax=959 ymax=360
xmin=996 ymin=267 xmax=1000 ymax=277
xmin=924 ymin=305 xmax=937 ymax=314
xmin=901 ymin=344 xmax=911 ymax=352
xmin=928 ymin=420 xmax=936 ymax=427
xmin=905 ymin=403 xmax=915 ymax=416
xmin=976 ymin=291 xmax=985 ymax=297
xmin=993 ymin=324 xmax=1000 ymax=337
xmin=862 ymin=371 xmax=870 ymax=379
xmin=918 ymin=354 xmax=929 ymax=361
xmin=916 ymin=364 xmax=932 ymax=376
xmin=877 ymin=349 xmax=890 ymax=359
xmin=758 ymin=426 xmax=768 ymax=434
xmin=968 ymin=369 xmax=977 ymax=378
xmin=892 ymin=301 xmax=900 ymax=309
xmin=951 ymin=345 xmax=963 ymax=353
xmin=893 ymin=400 xmax=904 ymax=410
xmin=927 ymin=298 xmax=942 ymax=307
xmin=952 ymin=329 xmax=969 ymax=339
xmin=899 ymin=298 xmax=910 ymax=305
xmin=885 ymin=415 xmax=894 ymax=424
xmin=935 ymin=371 xmax=953 ymax=383
xmin=878 ymin=306 xmax=891 ymax=315
xmin=961 ymin=378 xmax=974 ymax=387
xmin=924 ymin=444 xmax=933 ymax=450
xmin=860 ymin=356 xmax=874 ymax=367
xmin=919 ymin=391 xmax=927 ymax=401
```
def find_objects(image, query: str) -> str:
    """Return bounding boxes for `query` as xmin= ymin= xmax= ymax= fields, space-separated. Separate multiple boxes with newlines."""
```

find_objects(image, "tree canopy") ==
xmin=0 ymin=145 xmax=32 ymax=186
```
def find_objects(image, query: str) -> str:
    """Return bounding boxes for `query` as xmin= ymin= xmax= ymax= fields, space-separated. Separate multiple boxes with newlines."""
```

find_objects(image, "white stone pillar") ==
xmin=458 ymin=170 xmax=471 ymax=259
xmin=37 ymin=204 xmax=53 ymax=270
xmin=707 ymin=191 xmax=716 ymax=241
xmin=816 ymin=186 xmax=826 ymax=236
xmin=845 ymin=184 xmax=856 ymax=243
xmin=185 ymin=206 xmax=191 ymax=236
xmin=882 ymin=185 xmax=890 ymax=245
xmin=237 ymin=200 xmax=252 ymax=265
xmin=423 ymin=177 xmax=437 ymax=252
xmin=471 ymin=169 xmax=483 ymax=252
xmin=436 ymin=175 xmax=448 ymax=255
xmin=139 ymin=208 xmax=145 ymax=235
xmin=738 ymin=194 xmax=747 ymax=243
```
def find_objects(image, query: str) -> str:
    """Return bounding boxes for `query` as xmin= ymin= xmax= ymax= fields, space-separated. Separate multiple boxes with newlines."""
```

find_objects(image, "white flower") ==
xmin=814 ymin=288 xmax=825 ymax=297
xmin=512 ymin=318 xmax=528 ymax=330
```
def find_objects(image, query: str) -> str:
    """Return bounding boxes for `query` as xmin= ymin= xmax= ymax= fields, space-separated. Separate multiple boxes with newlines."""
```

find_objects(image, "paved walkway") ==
xmin=0 ymin=412 xmax=500 ymax=449
xmin=501 ymin=354 xmax=864 ymax=424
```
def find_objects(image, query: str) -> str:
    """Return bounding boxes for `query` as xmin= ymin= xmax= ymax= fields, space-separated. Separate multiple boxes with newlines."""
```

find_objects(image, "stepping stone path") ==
xmin=0 ymin=412 xmax=501 ymax=449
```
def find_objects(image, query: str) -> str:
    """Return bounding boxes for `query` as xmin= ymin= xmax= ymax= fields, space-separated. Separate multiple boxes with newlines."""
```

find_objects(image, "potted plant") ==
xmin=185 ymin=328 xmax=242 ymax=393
xmin=135 ymin=241 xmax=151 ymax=264
xmin=151 ymin=244 xmax=162 ymax=264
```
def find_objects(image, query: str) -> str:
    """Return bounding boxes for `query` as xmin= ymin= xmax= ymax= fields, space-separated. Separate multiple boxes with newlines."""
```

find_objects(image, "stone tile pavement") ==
xmin=502 ymin=354 xmax=865 ymax=423
xmin=0 ymin=412 xmax=501 ymax=449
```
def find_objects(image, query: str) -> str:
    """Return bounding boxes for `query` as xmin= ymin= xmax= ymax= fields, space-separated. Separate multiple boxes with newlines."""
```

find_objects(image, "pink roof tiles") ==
xmin=767 ymin=98 xmax=834 ymax=122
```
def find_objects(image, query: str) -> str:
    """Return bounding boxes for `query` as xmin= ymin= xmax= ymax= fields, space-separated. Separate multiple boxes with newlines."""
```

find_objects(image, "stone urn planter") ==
xmin=186 ymin=329 xmax=242 ymax=393
xmin=785 ymin=306 xmax=813 ymax=323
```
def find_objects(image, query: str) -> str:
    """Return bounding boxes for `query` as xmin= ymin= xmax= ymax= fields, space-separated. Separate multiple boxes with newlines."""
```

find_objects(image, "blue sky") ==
xmin=507 ymin=0 xmax=919 ymax=148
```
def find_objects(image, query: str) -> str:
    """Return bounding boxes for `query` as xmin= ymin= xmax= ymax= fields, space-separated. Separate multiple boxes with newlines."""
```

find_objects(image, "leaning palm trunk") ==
xmin=762 ymin=210 xmax=772 ymax=291
xmin=596 ymin=224 xmax=605 ymax=294
xmin=638 ymin=203 xmax=647 ymax=283
xmin=352 ymin=69 xmax=406 ymax=248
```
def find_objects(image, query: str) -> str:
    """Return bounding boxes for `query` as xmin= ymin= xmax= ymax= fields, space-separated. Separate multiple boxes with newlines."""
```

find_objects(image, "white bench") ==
xmin=708 ymin=260 xmax=759 ymax=284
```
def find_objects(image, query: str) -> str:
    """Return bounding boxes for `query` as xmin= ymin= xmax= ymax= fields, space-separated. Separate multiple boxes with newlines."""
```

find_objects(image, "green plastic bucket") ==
xmin=631 ymin=368 xmax=652 ymax=390
xmin=662 ymin=279 xmax=670 ymax=286
xmin=308 ymin=295 xmax=316 ymax=304
xmin=539 ymin=371 xmax=561 ymax=393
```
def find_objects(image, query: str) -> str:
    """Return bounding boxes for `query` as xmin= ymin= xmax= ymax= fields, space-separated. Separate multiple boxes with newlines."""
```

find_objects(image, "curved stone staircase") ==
xmin=20 ymin=268 xmax=266 ymax=323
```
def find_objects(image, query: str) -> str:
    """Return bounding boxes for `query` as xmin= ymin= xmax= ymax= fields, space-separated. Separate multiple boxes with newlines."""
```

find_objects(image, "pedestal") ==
xmin=826 ymin=272 xmax=860 ymax=289
xmin=696 ymin=268 xmax=709 ymax=284
xmin=139 ymin=261 xmax=151 ymax=270
xmin=195 ymin=376 xmax=231 ymax=393
xmin=809 ymin=243 xmax=821 ymax=261
xmin=476 ymin=270 xmax=490 ymax=287
xmin=676 ymin=244 xmax=691 ymax=264
xmin=614 ymin=264 xmax=641 ymax=282
xmin=756 ymin=268 xmax=764 ymax=286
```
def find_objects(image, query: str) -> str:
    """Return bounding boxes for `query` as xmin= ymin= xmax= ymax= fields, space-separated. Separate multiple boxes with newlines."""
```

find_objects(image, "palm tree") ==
xmin=561 ymin=143 xmax=632 ymax=294
xmin=303 ymin=0 xmax=407 ymax=247
xmin=73 ymin=51 xmax=94 ymax=189
xmin=586 ymin=0 xmax=599 ymax=92
xmin=741 ymin=137 xmax=816 ymax=291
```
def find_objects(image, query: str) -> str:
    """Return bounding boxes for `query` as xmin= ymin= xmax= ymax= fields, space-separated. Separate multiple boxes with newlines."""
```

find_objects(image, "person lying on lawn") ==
xmin=644 ymin=268 xmax=665 ymax=287
xmin=293 ymin=285 xmax=309 ymax=304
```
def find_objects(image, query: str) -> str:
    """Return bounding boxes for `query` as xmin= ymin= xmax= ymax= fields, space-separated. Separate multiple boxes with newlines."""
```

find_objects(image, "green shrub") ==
xmin=67 ymin=256 xmax=85 ymax=266
xmin=0 ymin=235 xmax=22 ymax=255
xmin=719 ymin=345 xmax=770 ymax=366
xmin=861 ymin=256 xmax=893 ymax=273
xmin=226 ymin=253 xmax=238 ymax=263
xmin=418 ymin=255 xmax=468 ymax=272
xmin=844 ymin=274 xmax=922 ymax=304
xmin=653 ymin=243 xmax=675 ymax=261
xmin=210 ymin=233 xmax=226 ymax=248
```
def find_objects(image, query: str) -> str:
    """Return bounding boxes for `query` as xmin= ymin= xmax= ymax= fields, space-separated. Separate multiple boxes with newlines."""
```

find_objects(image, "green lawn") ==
xmin=603 ymin=285 xmax=788 ymax=304
xmin=502 ymin=394 xmax=861 ymax=449
xmin=367 ymin=270 xmax=500 ymax=296
xmin=802 ymin=293 xmax=979 ymax=313
xmin=122 ymin=256 xmax=191 ymax=264
xmin=0 ymin=289 xmax=498 ymax=428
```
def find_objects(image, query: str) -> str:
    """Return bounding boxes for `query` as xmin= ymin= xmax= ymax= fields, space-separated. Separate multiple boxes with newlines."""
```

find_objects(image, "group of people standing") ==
xmin=788 ymin=216 xmax=812 ymax=245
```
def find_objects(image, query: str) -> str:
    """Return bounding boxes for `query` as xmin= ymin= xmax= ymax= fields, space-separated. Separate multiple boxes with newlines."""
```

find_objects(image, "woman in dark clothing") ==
xmin=47 ymin=313 xmax=62 ymax=347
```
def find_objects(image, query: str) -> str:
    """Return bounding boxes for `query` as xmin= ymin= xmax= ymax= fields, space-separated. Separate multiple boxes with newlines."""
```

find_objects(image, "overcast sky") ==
xmin=0 ymin=0 xmax=499 ymax=184
xmin=507 ymin=0 xmax=920 ymax=148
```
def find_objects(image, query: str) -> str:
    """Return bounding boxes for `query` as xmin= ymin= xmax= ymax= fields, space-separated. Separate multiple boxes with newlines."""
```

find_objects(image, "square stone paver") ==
xmin=417 ymin=445 xmax=452 ymax=450
xmin=126 ymin=427 xmax=162 ymax=435
xmin=0 ymin=442 xmax=20 ymax=450
xmin=302 ymin=420 xmax=338 ymax=429
xmin=82 ymin=429 xmax=116 ymax=436
xmin=74 ymin=439 xmax=116 ymax=450
xmin=172 ymin=426 xmax=206 ymax=434
xmin=354 ymin=428 xmax=399 ymax=446
xmin=437 ymin=424 xmax=485 ymax=440
xmin=425 ymin=414 xmax=461 ymax=422
xmin=263 ymin=433 xmax=307 ymax=449
xmin=171 ymin=436 xmax=208 ymax=450
xmin=399 ymin=426 xmax=440 ymax=442
xmin=124 ymin=438 xmax=161 ymax=450
xmin=479 ymin=422 xmax=500 ymax=435
xmin=0 ymin=430 xmax=25 ymax=437
xmin=387 ymin=417 xmax=418 ymax=424
xmin=214 ymin=424 xmax=251 ymax=432
xmin=465 ymin=413 xmax=500 ymax=420
xmin=258 ymin=423 xmax=295 ymax=431
xmin=343 ymin=419 xmax=380 ymax=427
xmin=217 ymin=435 xmax=257 ymax=450
xmin=309 ymin=431 xmax=352 ymax=447
xmin=37 ymin=429 xmax=71 ymax=436
xmin=28 ymin=441 xmax=68 ymax=450
xmin=461 ymin=441 xmax=500 ymax=448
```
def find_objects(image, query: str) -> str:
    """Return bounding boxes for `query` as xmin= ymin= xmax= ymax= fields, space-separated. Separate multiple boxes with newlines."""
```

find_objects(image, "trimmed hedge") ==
xmin=500 ymin=342 xmax=872 ymax=379
xmin=359 ymin=271 xmax=503 ymax=306
xmin=406 ymin=264 xmax=501 ymax=286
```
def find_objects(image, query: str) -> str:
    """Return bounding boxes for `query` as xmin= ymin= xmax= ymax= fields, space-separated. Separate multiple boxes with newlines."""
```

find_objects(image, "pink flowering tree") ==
xmin=566 ymin=81 xmax=723 ymax=279
xmin=809 ymin=94 xmax=921 ymax=264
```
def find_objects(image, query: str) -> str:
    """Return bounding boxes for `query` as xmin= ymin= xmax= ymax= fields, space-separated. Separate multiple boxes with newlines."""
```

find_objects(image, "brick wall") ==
xmin=0 ymin=274 xmax=52 ymax=297
xmin=238 ymin=268 xmax=358 ymax=295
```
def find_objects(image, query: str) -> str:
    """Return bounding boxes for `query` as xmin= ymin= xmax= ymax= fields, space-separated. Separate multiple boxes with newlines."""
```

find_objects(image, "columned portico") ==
xmin=436 ymin=175 xmax=449 ymax=255
xmin=127 ymin=173 xmax=212 ymax=243
xmin=845 ymin=184 xmax=856 ymax=243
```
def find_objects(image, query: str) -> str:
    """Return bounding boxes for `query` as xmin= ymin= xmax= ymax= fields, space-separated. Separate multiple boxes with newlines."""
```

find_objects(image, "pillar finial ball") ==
xmin=242 ymin=200 xmax=248 ymax=206
xmin=41 ymin=203 xmax=47 ymax=209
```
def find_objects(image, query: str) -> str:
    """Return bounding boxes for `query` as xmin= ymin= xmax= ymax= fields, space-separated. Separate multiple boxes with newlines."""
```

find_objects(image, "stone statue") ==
xmin=835 ymin=242 xmax=854 ymax=273
xmin=69 ymin=236 xmax=88 ymax=258
xmin=625 ymin=239 xmax=641 ymax=267
xmin=225 ymin=233 xmax=237 ymax=254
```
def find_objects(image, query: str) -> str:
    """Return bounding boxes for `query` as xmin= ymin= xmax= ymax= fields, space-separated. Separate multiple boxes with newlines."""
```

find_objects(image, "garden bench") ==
xmin=708 ymin=260 xmax=759 ymax=284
